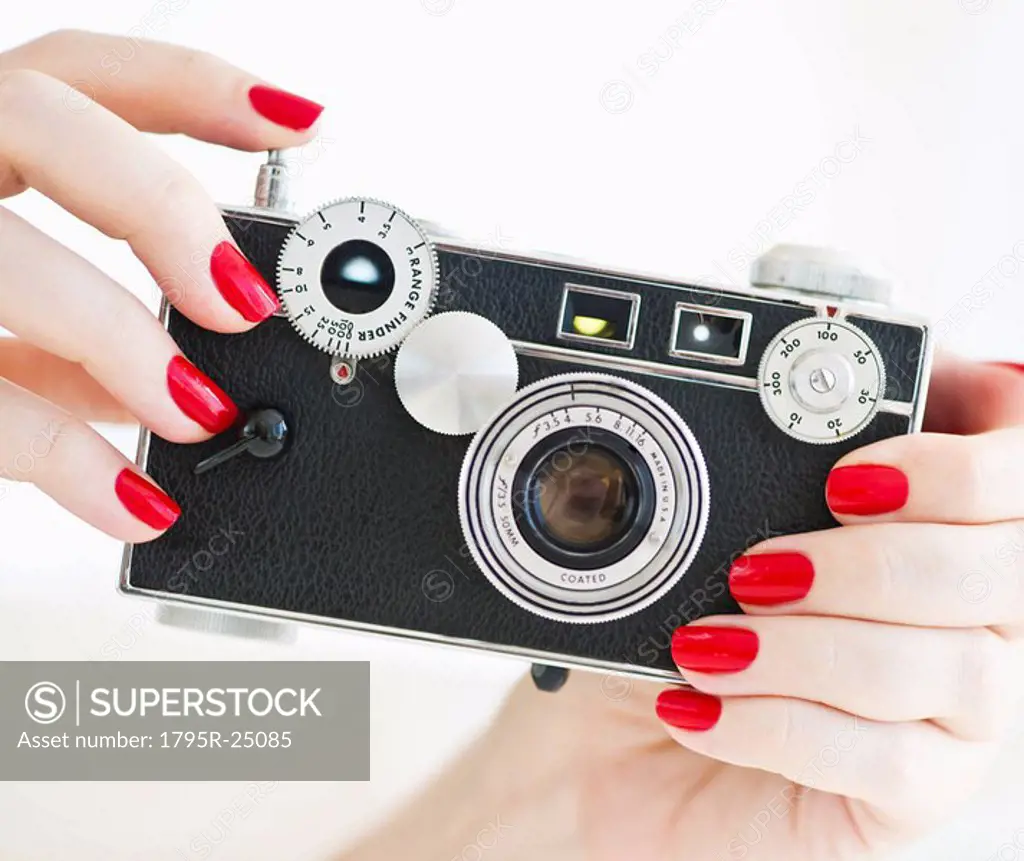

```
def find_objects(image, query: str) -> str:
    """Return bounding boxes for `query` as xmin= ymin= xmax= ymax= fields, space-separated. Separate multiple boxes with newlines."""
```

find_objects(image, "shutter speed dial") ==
xmin=276 ymin=198 xmax=438 ymax=359
xmin=758 ymin=318 xmax=886 ymax=444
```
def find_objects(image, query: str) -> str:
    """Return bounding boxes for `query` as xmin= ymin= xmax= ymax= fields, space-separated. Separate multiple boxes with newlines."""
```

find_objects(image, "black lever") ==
xmin=194 ymin=408 xmax=289 ymax=475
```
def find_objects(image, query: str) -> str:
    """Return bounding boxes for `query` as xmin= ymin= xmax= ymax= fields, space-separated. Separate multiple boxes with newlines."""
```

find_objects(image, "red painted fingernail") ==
xmin=826 ymin=464 xmax=909 ymax=516
xmin=655 ymin=690 xmax=722 ymax=732
xmin=729 ymin=552 xmax=814 ymax=606
xmin=248 ymin=84 xmax=324 ymax=131
xmin=671 ymin=626 xmax=759 ymax=674
xmin=166 ymin=355 xmax=239 ymax=434
xmin=210 ymin=242 xmax=280 ymax=323
xmin=115 ymin=469 xmax=180 ymax=530
xmin=990 ymin=362 xmax=1024 ymax=374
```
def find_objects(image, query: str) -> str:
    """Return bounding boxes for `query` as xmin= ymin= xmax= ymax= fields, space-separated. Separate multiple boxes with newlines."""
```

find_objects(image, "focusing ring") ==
xmin=458 ymin=373 xmax=710 ymax=624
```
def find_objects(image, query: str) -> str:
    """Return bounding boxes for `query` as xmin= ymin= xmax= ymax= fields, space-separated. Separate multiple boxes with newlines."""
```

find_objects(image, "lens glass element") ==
xmin=530 ymin=446 xmax=638 ymax=553
xmin=320 ymin=239 xmax=396 ymax=314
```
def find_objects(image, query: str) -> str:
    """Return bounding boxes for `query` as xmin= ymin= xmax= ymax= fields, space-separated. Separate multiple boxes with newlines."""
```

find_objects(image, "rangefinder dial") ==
xmin=276 ymin=198 xmax=438 ymax=358
xmin=758 ymin=317 xmax=886 ymax=444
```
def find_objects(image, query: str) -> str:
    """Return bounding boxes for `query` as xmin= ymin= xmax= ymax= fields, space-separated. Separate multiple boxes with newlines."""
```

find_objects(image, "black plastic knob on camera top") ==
xmin=750 ymin=244 xmax=894 ymax=304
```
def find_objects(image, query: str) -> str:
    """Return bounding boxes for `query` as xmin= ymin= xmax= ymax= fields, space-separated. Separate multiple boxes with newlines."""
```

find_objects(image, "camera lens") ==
xmin=320 ymin=239 xmax=396 ymax=314
xmin=459 ymin=373 xmax=710 ymax=623
xmin=534 ymin=447 xmax=633 ymax=549
xmin=513 ymin=429 xmax=654 ymax=569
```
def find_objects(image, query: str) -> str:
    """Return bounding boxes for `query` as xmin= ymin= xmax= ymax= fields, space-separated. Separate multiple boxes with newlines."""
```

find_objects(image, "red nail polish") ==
xmin=210 ymin=242 xmax=280 ymax=323
xmin=826 ymin=464 xmax=909 ymax=516
xmin=671 ymin=626 xmax=759 ymax=674
xmin=167 ymin=355 xmax=239 ymax=434
xmin=115 ymin=469 xmax=180 ymax=530
xmin=991 ymin=362 xmax=1024 ymax=374
xmin=655 ymin=690 xmax=722 ymax=732
xmin=729 ymin=552 xmax=814 ymax=606
xmin=248 ymin=84 xmax=324 ymax=131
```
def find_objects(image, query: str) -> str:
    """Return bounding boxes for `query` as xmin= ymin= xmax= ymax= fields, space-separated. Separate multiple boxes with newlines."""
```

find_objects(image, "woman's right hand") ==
xmin=0 ymin=29 xmax=323 ymax=539
xmin=340 ymin=355 xmax=1024 ymax=861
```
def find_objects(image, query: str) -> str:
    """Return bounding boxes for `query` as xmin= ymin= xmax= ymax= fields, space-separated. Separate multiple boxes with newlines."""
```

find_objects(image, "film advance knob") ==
xmin=394 ymin=311 xmax=519 ymax=435
xmin=750 ymin=244 xmax=893 ymax=304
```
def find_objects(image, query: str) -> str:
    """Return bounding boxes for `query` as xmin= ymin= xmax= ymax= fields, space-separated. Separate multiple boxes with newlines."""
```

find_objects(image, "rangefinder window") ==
xmin=669 ymin=303 xmax=752 ymax=366
xmin=557 ymin=284 xmax=639 ymax=350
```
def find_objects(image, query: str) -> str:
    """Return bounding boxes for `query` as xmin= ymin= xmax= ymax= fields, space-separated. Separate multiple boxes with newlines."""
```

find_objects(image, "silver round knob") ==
xmin=757 ymin=317 xmax=886 ymax=444
xmin=394 ymin=311 xmax=519 ymax=435
xmin=276 ymin=198 xmax=438 ymax=359
xmin=750 ymin=244 xmax=893 ymax=304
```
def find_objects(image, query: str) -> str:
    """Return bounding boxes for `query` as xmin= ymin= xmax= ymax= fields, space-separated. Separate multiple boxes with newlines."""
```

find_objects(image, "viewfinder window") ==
xmin=670 ymin=303 xmax=752 ymax=366
xmin=558 ymin=284 xmax=640 ymax=350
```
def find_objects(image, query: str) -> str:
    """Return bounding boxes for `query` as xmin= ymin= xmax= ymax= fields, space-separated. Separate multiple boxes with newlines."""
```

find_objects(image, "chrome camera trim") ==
xmin=668 ymin=301 xmax=753 ymax=367
xmin=555 ymin=282 xmax=641 ymax=351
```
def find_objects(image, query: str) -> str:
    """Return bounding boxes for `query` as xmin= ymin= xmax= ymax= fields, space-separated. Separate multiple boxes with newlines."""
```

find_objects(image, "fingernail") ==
xmin=990 ymin=362 xmax=1024 ymax=374
xmin=655 ymin=690 xmax=722 ymax=732
xmin=671 ymin=626 xmax=759 ymax=674
xmin=167 ymin=355 xmax=239 ymax=434
xmin=826 ymin=464 xmax=909 ymax=516
xmin=248 ymin=84 xmax=324 ymax=131
xmin=115 ymin=469 xmax=180 ymax=530
xmin=210 ymin=242 xmax=280 ymax=323
xmin=729 ymin=552 xmax=814 ymax=606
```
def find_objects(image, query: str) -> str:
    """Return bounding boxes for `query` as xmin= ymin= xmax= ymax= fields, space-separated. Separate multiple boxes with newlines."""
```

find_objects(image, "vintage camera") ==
xmin=119 ymin=150 xmax=932 ymax=682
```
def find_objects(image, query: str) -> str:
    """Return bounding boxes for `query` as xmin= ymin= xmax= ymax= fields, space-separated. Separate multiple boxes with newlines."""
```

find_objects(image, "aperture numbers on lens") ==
xmin=528 ymin=407 xmax=650 ymax=448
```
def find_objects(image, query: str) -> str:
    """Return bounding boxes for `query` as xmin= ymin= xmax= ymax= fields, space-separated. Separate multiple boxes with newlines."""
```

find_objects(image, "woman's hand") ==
xmin=0 ymin=29 xmax=323 ymax=539
xmin=640 ymin=353 xmax=1024 ymax=859
xmin=343 ymin=355 xmax=1024 ymax=861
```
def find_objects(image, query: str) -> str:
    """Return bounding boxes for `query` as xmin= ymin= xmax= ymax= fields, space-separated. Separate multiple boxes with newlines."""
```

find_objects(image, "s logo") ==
xmin=25 ymin=681 xmax=66 ymax=725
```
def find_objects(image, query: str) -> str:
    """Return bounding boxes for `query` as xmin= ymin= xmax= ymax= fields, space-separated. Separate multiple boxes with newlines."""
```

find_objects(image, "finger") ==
xmin=654 ymin=690 xmax=986 ymax=814
xmin=0 ymin=339 xmax=131 ymax=424
xmin=0 ymin=29 xmax=323 ymax=153
xmin=924 ymin=352 xmax=1024 ymax=435
xmin=0 ymin=379 xmax=179 ymax=542
xmin=823 ymin=427 xmax=1024 ymax=524
xmin=0 ymin=208 xmax=238 ymax=442
xmin=669 ymin=616 xmax=1020 ymax=740
xmin=729 ymin=522 xmax=1024 ymax=627
xmin=0 ymin=69 xmax=279 ymax=331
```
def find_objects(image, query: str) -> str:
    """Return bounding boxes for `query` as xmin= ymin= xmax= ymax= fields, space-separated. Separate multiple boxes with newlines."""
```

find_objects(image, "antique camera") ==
xmin=120 ymin=151 xmax=932 ymax=682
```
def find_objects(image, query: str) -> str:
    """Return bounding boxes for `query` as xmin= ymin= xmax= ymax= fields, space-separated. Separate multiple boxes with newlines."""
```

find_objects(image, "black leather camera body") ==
xmin=120 ymin=152 xmax=932 ymax=680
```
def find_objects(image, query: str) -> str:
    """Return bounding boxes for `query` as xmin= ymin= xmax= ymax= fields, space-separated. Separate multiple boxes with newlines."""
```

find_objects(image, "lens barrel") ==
xmin=458 ymin=373 xmax=710 ymax=623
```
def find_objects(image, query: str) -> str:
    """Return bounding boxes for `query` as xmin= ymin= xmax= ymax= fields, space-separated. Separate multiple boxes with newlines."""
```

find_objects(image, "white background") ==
xmin=2 ymin=1 xmax=1024 ymax=858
